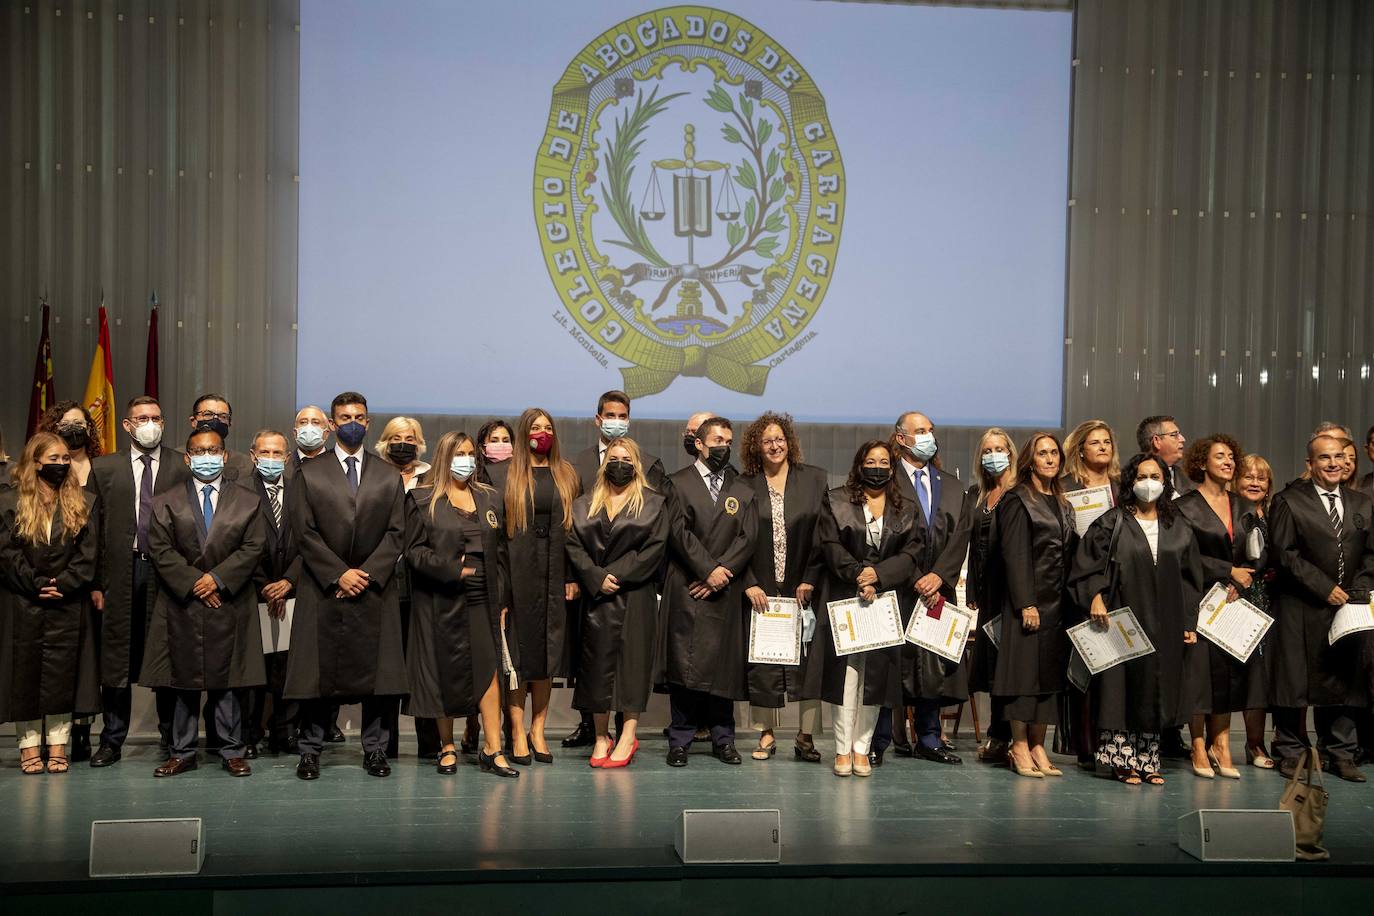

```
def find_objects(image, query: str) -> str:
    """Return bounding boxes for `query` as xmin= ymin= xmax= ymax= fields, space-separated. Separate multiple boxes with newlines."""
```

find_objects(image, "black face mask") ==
xmin=604 ymin=459 xmax=635 ymax=487
xmin=860 ymin=467 xmax=891 ymax=490
xmin=387 ymin=442 xmax=419 ymax=466
xmin=38 ymin=462 xmax=71 ymax=487
xmin=682 ymin=433 xmax=699 ymax=459
xmin=196 ymin=417 xmax=231 ymax=440
xmin=704 ymin=445 xmax=732 ymax=474
xmin=58 ymin=424 xmax=90 ymax=451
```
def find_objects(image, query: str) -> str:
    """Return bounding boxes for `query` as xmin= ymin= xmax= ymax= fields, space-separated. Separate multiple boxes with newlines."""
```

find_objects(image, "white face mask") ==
xmin=449 ymin=455 xmax=477 ymax=481
xmin=295 ymin=425 xmax=326 ymax=451
xmin=600 ymin=418 xmax=629 ymax=440
xmin=1133 ymin=478 xmax=1165 ymax=504
xmin=131 ymin=421 xmax=163 ymax=449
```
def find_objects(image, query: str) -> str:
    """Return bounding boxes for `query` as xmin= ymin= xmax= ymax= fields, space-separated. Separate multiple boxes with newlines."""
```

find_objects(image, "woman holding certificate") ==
xmin=1062 ymin=420 xmax=1120 ymax=493
xmin=992 ymin=432 xmax=1075 ymax=778
xmin=804 ymin=440 xmax=921 ymax=777
xmin=1234 ymin=454 xmax=1280 ymax=768
xmin=1176 ymin=435 xmax=1265 ymax=779
xmin=739 ymin=413 xmax=828 ymax=762
xmin=1068 ymin=453 xmax=1205 ymax=786
xmin=564 ymin=438 xmax=669 ymax=768
xmin=966 ymin=429 xmax=1018 ymax=763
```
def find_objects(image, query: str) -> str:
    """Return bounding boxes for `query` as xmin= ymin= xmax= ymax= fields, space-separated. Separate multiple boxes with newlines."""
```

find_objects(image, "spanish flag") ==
xmin=83 ymin=302 xmax=118 ymax=454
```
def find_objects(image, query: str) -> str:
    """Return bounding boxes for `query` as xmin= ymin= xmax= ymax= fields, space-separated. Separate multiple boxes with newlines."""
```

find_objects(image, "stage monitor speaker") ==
xmin=89 ymin=818 xmax=205 ymax=878
xmin=675 ymin=809 xmax=780 ymax=864
xmin=1177 ymin=809 xmax=1294 ymax=862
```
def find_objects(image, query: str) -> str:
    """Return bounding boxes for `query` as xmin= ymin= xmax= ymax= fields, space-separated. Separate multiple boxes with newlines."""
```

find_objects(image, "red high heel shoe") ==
xmin=602 ymin=740 xmax=639 ymax=769
xmin=589 ymin=742 xmax=613 ymax=768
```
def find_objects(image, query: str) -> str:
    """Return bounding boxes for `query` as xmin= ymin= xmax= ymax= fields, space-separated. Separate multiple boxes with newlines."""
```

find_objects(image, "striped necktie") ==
xmin=267 ymin=483 xmax=283 ymax=529
xmin=708 ymin=472 xmax=722 ymax=504
xmin=1324 ymin=492 xmax=1344 ymax=583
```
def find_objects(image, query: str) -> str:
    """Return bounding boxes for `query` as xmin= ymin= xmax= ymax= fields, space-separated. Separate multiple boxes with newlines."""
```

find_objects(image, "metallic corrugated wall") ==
xmin=1067 ymin=0 xmax=1374 ymax=479
xmin=0 ymin=0 xmax=298 ymax=457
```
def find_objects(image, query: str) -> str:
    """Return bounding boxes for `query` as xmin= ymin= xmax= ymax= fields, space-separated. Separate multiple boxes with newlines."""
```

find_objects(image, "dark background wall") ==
xmin=3 ymin=0 xmax=1371 ymax=483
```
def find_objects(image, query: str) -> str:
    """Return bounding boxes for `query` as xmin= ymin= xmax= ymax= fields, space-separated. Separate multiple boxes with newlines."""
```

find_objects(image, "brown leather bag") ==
xmin=1279 ymin=747 xmax=1330 ymax=861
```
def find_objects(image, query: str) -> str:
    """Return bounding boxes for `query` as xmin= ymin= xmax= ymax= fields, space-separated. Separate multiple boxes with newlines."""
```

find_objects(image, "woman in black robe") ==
xmin=0 ymin=432 xmax=101 ymax=774
xmin=802 ymin=440 xmax=921 ymax=778
xmin=738 ymin=412 xmax=827 ymax=762
xmin=1069 ymin=453 xmax=1205 ymax=786
xmin=1175 ymin=434 xmax=1266 ymax=779
xmin=503 ymin=409 xmax=581 ymax=764
xmin=1234 ymin=453 xmax=1278 ymax=768
xmin=565 ymin=438 xmax=669 ymax=768
xmin=964 ymin=428 xmax=1019 ymax=763
xmin=405 ymin=432 xmax=516 ymax=777
xmin=992 ymin=431 xmax=1075 ymax=778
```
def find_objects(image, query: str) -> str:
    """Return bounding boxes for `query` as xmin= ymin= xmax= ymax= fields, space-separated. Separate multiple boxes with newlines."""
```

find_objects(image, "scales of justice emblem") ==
xmin=534 ymin=6 xmax=845 ymax=398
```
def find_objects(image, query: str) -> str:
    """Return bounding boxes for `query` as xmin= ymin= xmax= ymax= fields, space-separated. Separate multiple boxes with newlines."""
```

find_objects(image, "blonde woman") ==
xmin=0 ymin=433 xmax=101 ymax=774
xmin=405 ymin=432 xmax=517 ymax=778
xmin=1232 ymin=453 xmax=1278 ymax=767
xmin=565 ymin=438 xmax=669 ymax=768
xmin=504 ymin=408 xmax=581 ymax=764
xmin=1062 ymin=419 xmax=1119 ymax=492
xmin=375 ymin=417 xmax=430 ymax=491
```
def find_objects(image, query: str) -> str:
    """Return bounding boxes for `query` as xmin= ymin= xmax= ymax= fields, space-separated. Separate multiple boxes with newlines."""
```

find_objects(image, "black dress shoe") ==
xmin=561 ymin=722 xmax=596 ymax=748
xmin=90 ymin=744 xmax=121 ymax=768
xmin=915 ymin=744 xmax=963 ymax=765
xmin=363 ymin=750 xmax=391 ymax=778
xmin=154 ymin=756 xmax=198 ymax=777
xmin=666 ymin=746 xmax=689 ymax=767
xmin=892 ymin=741 xmax=914 ymax=758
xmin=243 ymin=743 xmax=259 ymax=760
xmin=712 ymin=744 xmax=743 ymax=765
xmin=1329 ymin=759 xmax=1367 ymax=783
xmin=296 ymin=753 xmax=320 ymax=780
xmin=868 ymin=750 xmax=885 ymax=767
xmin=478 ymin=749 xmax=519 ymax=777
xmin=221 ymin=757 xmax=252 ymax=777
xmin=326 ymin=725 xmax=346 ymax=743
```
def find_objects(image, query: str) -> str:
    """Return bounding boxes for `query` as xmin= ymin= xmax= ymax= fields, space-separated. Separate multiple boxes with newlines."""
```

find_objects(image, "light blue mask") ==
xmin=981 ymin=451 xmax=1010 ymax=475
xmin=909 ymin=432 xmax=938 ymax=461
xmin=600 ymin=418 xmax=630 ymax=440
xmin=189 ymin=454 xmax=224 ymax=482
xmin=295 ymin=425 xmax=325 ymax=451
xmin=255 ymin=457 xmax=286 ymax=480
xmin=450 ymin=455 xmax=477 ymax=480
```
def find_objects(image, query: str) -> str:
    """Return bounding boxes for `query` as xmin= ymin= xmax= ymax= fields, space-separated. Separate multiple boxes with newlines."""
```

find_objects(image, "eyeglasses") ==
xmin=1159 ymin=431 xmax=1184 ymax=440
xmin=187 ymin=447 xmax=225 ymax=457
xmin=194 ymin=410 xmax=231 ymax=422
xmin=128 ymin=416 xmax=163 ymax=426
xmin=761 ymin=437 xmax=788 ymax=448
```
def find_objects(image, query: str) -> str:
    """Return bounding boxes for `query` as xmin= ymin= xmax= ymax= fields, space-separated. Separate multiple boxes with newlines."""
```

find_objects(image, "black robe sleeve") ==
xmin=565 ymin=516 xmax=608 ymax=595
xmin=999 ymin=496 xmax=1037 ymax=613
xmin=210 ymin=507 xmax=267 ymax=598
xmin=148 ymin=500 xmax=204 ymax=601
xmin=0 ymin=507 xmax=40 ymax=596
xmin=1067 ymin=508 xmax=1120 ymax=612
xmin=717 ymin=496 xmax=758 ymax=577
xmin=358 ymin=478 xmax=405 ymax=590
xmin=607 ymin=506 xmax=670 ymax=587
xmin=293 ymin=476 xmax=350 ymax=591
xmin=872 ymin=517 xmax=920 ymax=592
xmin=1269 ymin=495 xmax=1337 ymax=604
xmin=1179 ymin=523 xmax=1206 ymax=631
xmin=816 ymin=497 xmax=861 ymax=584
xmin=667 ymin=488 xmax=718 ymax=581
xmin=931 ymin=484 xmax=977 ymax=587
xmin=404 ymin=494 xmax=464 ymax=586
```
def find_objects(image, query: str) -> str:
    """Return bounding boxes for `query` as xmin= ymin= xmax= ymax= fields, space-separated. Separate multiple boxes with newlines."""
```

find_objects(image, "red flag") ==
xmin=83 ymin=303 xmax=118 ymax=455
xmin=144 ymin=292 xmax=160 ymax=399
xmin=26 ymin=300 xmax=55 ymax=436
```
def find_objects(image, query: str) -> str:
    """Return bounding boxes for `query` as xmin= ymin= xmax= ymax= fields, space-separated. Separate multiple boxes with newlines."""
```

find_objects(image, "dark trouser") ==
xmin=414 ymin=716 xmax=440 ymax=758
xmin=296 ymin=697 xmax=396 ymax=756
xmin=170 ymin=689 xmax=243 ymax=760
xmin=987 ymin=696 xmax=1011 ymax=742
xmin=579 ymin=708 xmax=625 ymax=733
xmin=872 ymin=706 xmax=916 ymax=754
xmin=1273 ymin=705 xmax=1359 ymax=765
xmin=668 ymin=686 xmax=734 ymax=749
xmin=911 ymin=699 xmax=943 ymax=749
xmin=100 ymin=685 xmax=175 ymax=750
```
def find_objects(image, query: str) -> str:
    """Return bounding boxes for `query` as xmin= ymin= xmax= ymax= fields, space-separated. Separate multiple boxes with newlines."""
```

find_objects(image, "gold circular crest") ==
xmin=723 ymin=495 xmax=740 ymax=515
xmin=486 ymin=509 xmax=500 ymax=529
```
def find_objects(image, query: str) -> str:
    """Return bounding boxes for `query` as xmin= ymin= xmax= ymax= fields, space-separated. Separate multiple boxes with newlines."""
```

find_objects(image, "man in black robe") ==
xmin=284 ymin=392 xmax=407 ymax=780
xmin=86 ymin=395 xmax=191 ymax=767
xmin=188 ymin=393 xmax=255 ymax=482
xmin=660 ymin=417 xmax=759 ymax=767
xmin=1269 ymin=433 xmax=1374 ymax=782
xmin=144 ymin=429 xmax=266 ymax=776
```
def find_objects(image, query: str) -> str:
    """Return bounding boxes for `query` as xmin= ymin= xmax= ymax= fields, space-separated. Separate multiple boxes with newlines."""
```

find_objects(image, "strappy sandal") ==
xmin=752 ymin=732 xmax=777 ymax=761
xmin=1143 ymin=772 xmax=1165 ymax=785
xmin=46 ymin=751 xmax=69 ymax=775
xmin=20 ymin=750 xmax=45 ymax=775
xmin=1112 ymin=767 xmax=1142 ymax=785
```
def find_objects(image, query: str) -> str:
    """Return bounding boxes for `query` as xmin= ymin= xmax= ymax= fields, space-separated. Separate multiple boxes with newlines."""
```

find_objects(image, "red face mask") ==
xmin=529 ymin=430 xmax=555 ymax=455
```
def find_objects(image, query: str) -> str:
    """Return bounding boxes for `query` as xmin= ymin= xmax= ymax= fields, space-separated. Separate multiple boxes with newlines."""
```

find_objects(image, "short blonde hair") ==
xmin=373 ymin=416 xmax=426 ymax=458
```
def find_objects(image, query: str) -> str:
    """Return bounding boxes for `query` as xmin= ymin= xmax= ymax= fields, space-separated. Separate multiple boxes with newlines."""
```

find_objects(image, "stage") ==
xmin=3 ymin=732 xmax=1373 ymax=912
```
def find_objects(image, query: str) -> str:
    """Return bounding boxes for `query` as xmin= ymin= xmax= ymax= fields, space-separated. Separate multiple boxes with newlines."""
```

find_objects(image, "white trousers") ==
xmin=17 ymin=714 xmax=72 ymax=749
xmin=830 ymin=657 xmax=879 ymax=755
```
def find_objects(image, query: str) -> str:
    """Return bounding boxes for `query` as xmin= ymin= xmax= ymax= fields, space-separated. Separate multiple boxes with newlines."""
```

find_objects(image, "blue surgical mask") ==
xmin=600 ymin=418 xmax=629 ymax=440
xmin=908 ymin=432 xmax=938 ymax=461
xmin=295 ymin=424 xmax=325 ymax=451
xmin=255 ymin=457 xmax=286 ymax=481
xmin=189 ymin=454 xmax=224 ymax=482
xmin=981 ymin=451 xmax=1010 ymax=475
xmin=450 ymin=455 xmax=477 ymax=481
xmin=335 ymin=421 xmax=367 ymax=448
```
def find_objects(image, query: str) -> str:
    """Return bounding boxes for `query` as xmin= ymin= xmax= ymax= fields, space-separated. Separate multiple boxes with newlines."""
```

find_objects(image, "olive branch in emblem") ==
xmin=602 ymin=86 xmax=686 ymax=268
xmin=703 ymin=85 xmax=787 ymax=268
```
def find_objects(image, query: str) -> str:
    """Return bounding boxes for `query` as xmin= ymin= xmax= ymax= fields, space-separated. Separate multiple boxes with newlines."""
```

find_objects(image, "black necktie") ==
xmin=345 ymin=456 xmax=359 ymax=495
xmin=1325 ymin=492 xmax=1344 ymax=583
xmin=137 ymin=453 xmax=154 ymax=554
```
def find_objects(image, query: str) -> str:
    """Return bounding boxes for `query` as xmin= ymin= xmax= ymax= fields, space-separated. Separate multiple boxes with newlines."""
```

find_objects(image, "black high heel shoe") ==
xmin=529 ymin=732 xmax=553 ymax=764
xmin=479 ymin=749 xmax=519 ymax=778
xmin=505 ymin=740 xmax=532 ymax=766
xmin=793 ymin=734 xmax=821 ymax=763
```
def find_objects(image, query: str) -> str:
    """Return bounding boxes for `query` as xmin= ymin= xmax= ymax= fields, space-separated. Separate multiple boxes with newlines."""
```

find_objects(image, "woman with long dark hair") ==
xmin=503 ymin=408 xmax=581 ymax=764
xmin=476 ymin=419 xmax=514 ymax=488
xmin=0 ymin=433 xmax=101 ymax=774
xmin=1069 ymin=453 xmax=1205 ymax=786
xmin=992 ymin=432 xmax=1074 ymax=778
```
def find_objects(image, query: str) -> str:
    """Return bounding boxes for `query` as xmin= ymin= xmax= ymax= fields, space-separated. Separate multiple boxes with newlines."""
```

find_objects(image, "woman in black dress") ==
xmin=0 ymin=432 xmax=101 ymax=774
xmin=1070 ymin=453 xmax=1205 ymax=786
xmin=804 ymin=440 xmax=921 ymax=778
xmin=739 ymin=412 xmax=828 ymax=762
xmin=992 ymin=431 xmax=1075 ymax=778
xmin=405 ymin=431 xmax=517 ymax=777
xmin=565 ymin=438 xmax=669 ymax=768
xmin=503 ymin=408 xmax=581 ymax=764
xmin=1176 ymin=434 xmax=1266 ymax=779
xmin=965 ymin=428 xmax=1018 ymax=763
xmin=1234 ymin=453 xmax=1278 ymax=768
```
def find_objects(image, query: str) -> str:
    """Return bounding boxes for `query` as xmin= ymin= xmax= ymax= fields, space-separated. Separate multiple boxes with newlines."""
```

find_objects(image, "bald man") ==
xmin=291 ymin=406 xmax=331 ymax=475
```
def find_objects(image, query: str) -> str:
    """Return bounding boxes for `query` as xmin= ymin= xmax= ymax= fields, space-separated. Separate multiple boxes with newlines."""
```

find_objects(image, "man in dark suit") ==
xmin=284 ymin=391 xmax=407 ymax=780
xmin=1269 ymin=433 xmax=1374 ymax=782
xmin=661 ymin=417 xmax=759 ymax=767
xmin=143 ymin=429 xmax=266 ymax=777
xmin=1360 ymin=425 xmax=1374 ymax=497
xmin=86 ymin=395 xmax=192 ymax=767
xmin=189 ymin=393 xmax=255 ymax=482
xmin=243 ymin=429 xmax=301 ymax=757
xmin=292 ymin=405 xmax=331 ymax=473
xmin=562 ymin=389 xmax=670 ymax=749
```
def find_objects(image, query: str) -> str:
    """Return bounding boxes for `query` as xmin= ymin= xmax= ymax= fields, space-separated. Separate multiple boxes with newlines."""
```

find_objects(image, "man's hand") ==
xmin=745 ymin=585 xmax=768 ymax=613
xmin=601 ymin=573 xmax=620 ymax=596
xmin=91 ymin=589 xmax=105 ymax=611
xmin=261 ymin=579 xmax=291 ymax=602
xmin=795 ymin=582 xmax=814 ymax=608
xmin=192 ymin=573 xmax=219 ymax=601
xmin=337 ymin=568 xmax=370 ymax=598
xmin=268 ymin=597 xmax=288 ymax=620
xmin=856 ymin=566 xmax=878 ymax=588
xmin=688 ymin=581 xmax=714 ymax=600
xmin=1021 ymin=606 xmax=1040 ymax=632
xmin=706 ymin=566 xmax=732 ymax=591
xmin=915 ymin=572 xmax=943 ymax=600
xmin=1328 ymin=585 xmax=1350 ymax=607
xmin=565 ymin=581 xmax=581 ymax=601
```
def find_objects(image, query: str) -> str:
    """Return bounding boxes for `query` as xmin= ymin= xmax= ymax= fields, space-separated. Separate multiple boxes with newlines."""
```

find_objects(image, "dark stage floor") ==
xmin=2 ymin=733 xmax=1373 ymax=911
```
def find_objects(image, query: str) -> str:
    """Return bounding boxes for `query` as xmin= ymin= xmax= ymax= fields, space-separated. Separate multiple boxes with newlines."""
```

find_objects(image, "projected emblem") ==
xmin=534 ymin=6 xmax=844 ymax=397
